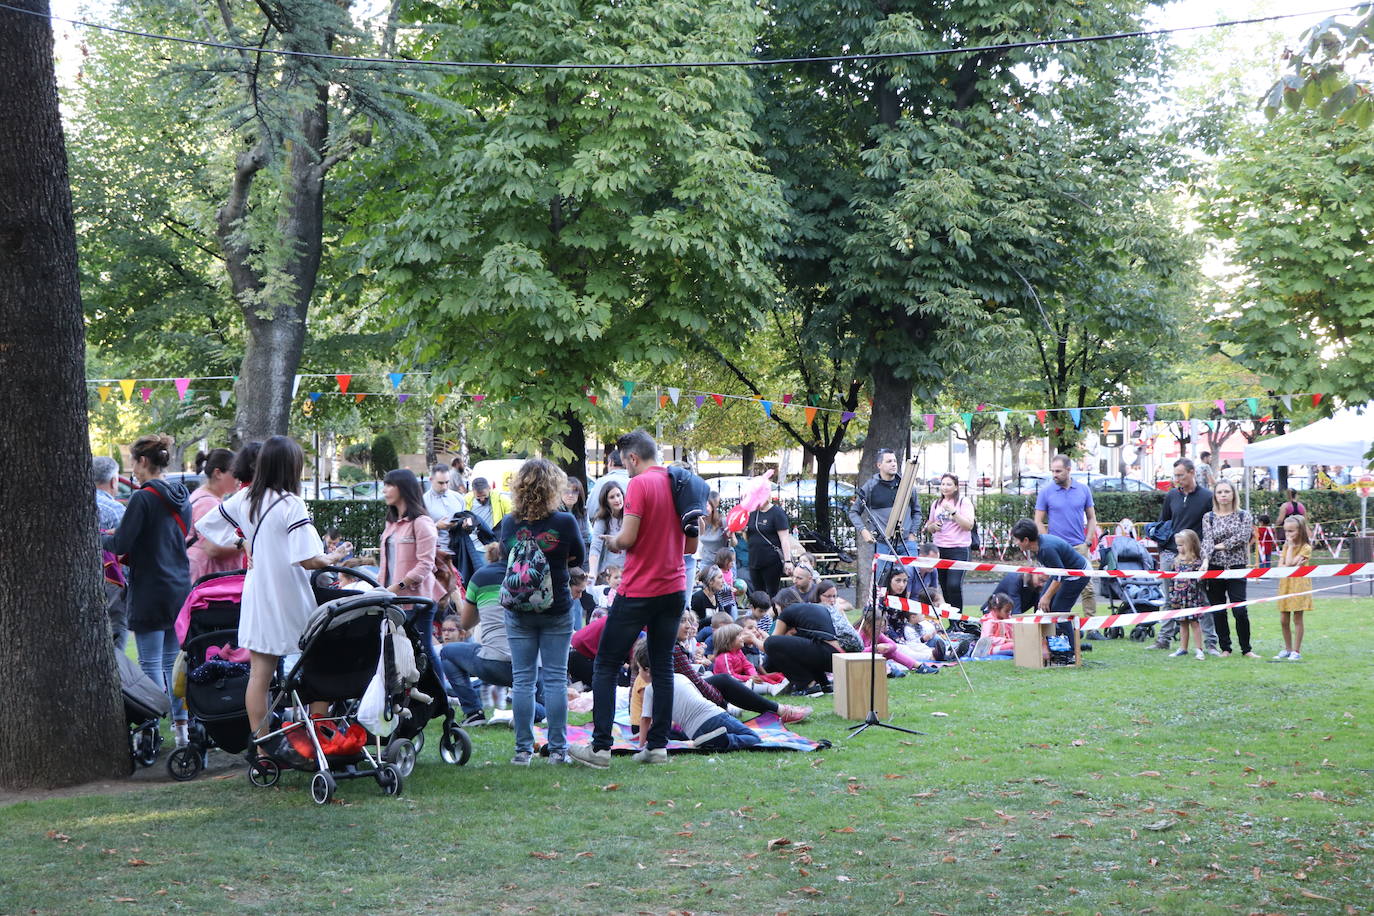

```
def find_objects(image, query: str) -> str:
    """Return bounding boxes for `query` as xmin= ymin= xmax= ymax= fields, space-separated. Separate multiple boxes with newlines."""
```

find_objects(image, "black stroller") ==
xmin=167 ymin=570 xmax=252 ymax=781
xmin=1099 ymin=536 xmax=1164 ymax=641
xmin=119 ymin=651 xmax=169 ymax=773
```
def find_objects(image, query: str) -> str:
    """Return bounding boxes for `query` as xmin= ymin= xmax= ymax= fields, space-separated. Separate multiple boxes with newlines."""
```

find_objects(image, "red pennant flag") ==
xmin=588 ymin=394 xmax=598 ymax=406
xmin=712 ymin=394 xmax=725 ymax=407
xmin=336 ymin=374 xmax=352 ymax=394
xmin=783 ymin=394 xmax=793 ymax=405
xmin=1312 ymin=393 xmax=1323 ymax=408
xmin=1036 ymin=409 xmax=1047 ymax=425
xmin=804 ymin=406 xmax=817 ymax=426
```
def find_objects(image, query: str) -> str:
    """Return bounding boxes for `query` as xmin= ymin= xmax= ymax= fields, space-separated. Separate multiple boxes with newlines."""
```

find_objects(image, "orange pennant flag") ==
xmin=1109 ymin=405 xmax=1120 ymax=421
xmin=336 ymin=374 xmax=352 ymax=394
xmin=659 ymin=395 xmax=668 ymax=409
xmin=354 ymin=393 xmax=366 ymax=403
xmin=804 ymin=406 xmax=817 ymax=426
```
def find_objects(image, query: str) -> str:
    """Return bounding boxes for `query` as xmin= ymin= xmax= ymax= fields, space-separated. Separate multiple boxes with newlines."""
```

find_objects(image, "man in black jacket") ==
xmin=848 ymin=449 xmax=923 ymax=593
xmin=1148 ymin=458 xmax=1220 ymax=652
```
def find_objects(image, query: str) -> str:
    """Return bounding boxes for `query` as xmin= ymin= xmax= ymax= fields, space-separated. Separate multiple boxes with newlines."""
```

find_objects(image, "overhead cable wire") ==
xmin=1 ymin=1 xmax=1364 ymax=72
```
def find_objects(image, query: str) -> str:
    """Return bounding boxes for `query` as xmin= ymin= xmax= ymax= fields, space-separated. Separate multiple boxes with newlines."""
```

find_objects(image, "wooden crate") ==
xmin=831 ymin=651 xmax=888 ymax=720
xmin=1012 ymin=618 xmax=1081 ymax=669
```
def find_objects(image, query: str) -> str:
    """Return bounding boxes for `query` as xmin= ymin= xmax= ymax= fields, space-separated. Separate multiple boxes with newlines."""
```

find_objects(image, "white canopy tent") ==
xmin=1243 ymin=408 xmax=1374 ymax=468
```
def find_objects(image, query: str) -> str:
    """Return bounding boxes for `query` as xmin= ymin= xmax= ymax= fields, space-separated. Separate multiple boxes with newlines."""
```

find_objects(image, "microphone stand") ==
xmin=848 ymin=488 xmax=924 ymax=738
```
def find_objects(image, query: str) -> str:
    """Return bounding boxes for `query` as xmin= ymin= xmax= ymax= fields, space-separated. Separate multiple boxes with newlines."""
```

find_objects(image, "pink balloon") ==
xmin=737 ymin=470 xmax=776 ymax=514
xmin=725 ymin=504 xmax=750 ymax=534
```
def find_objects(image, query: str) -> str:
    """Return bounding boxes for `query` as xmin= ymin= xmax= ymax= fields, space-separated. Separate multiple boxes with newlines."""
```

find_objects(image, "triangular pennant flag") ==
xmin=355 ymin=393 xmax=366 ymax=403
xmin=292 ymin=375 xmax=302 ymax=399
xmin=667 ymin=388 xmax=680 ymax=405
xmin=841 ymin=411 xmax=856 ymax=423
xmin=1102 ymin=418 xmax=1111 ymax=434
xmin=782 ymin=393 xmax=793 ymax=405
xmin=621 ymin=395 xmax=631 ymax=409
xmin=120 ymin=379 xmax=136 ymax=400
xmin=960 ymin=411 xmax=973 ymax=431
xmin=1109 ymin=405 xmax=1120 ymax=421
xmin=976 ymin=403 xmax=986 ymax=412
xmin=98 ymin=386 xmax=111 ymax=403
xmin=1069 ymin=407 xmax=1082 ymax=429
xmin=924 ymin=414 xmax=936 ymax=432
xmin=694 ymin=395 xmax=705 ymax=408
xmin=659 ymin=395 xmax=669 ymax=409
xmin=309 ymin=392 xmax=323 ymax=402
xmin=1215 ymin=398 xmax=1226 ymax=414
xmin=997 ymin=411 xmax=1008 ymax=428
xmin=175 ymin=378 xmax=190 ymax=400
xmin=1145 ymin=404 xmax=1157 ymax=422
xmin=809 ymin=394 xmax=820 ymax=406
xmin=388 ymin=373 xmax=404 ymax=390
xmin=762 ymin=400 xmax=772 ymax=418
xmin=1281 ymin=394 xmax=1293 ymax=410
xmin=1179 ymin=402 xmax=1191 ymax=419
xmin=622 ymin=380 xmax=636 ymax=397
xmin=398 ymin=393 xmax=411 ymax=404
xmin=139 ymin=387 xmax=153 ymax=403
xmin=436 ymin=394 xmax=447 ymax=405
xmin=589 ymin=395 xmax=599 ymax=406
xmin=1246 ymin=397 xmax=1259 ymax=416
xmin=220 ymin=390 xmax=232 ymax=407
xmin=336 ymin=374 xmax=352 ymax=394
xmin=1035 ymin=409 xmax=1047 ymax=425
xmin=712 ymin=394 xmax=725 ymax=407
xmin=473 ymin=394 xmax=486 ymax=403
xmin=1312 ymin=393 xmax=1323 ymax=408
xmin=804 ymin=406 xmax=817 ymax=426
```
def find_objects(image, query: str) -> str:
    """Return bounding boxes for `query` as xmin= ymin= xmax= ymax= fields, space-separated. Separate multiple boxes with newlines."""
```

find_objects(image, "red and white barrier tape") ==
xmin=884 ymin=580 xmax=1349 ymax=632
xmin=878 ymin=552 xmax=1374 ymax=581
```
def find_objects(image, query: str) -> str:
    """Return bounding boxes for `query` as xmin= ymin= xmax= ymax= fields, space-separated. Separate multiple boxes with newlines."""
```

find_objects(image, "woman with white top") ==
xmin=196 ymin=436 xmax=350 ymax=748
xmin=587 ymin=481 xmax=625 ymax=578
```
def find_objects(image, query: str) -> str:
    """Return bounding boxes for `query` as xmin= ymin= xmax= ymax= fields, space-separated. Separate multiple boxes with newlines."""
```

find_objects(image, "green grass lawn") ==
xmin=3 ymin=601 xmax=1371 ymax=915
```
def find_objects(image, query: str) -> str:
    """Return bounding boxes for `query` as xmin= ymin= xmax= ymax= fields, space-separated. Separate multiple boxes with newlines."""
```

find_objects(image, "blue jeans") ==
xmin=409 ymin=604 xmax=450 ymax=695
xmin=440 ymin=641 xmax=546 ymax=721
xmin=504 ymin=606 xmax=575 ymax=755
xmin=1049 ymin=576 xmax=1088 ymax=641
xmin=590 ymin=592 xmax=683 ymax=751
xmin=134 ymin=626 xmax=184 ymax=720
xmin=682 ymin=554 xmax=697 ymax=610
xmin=694 ymin=711 xmax=760 ymax=751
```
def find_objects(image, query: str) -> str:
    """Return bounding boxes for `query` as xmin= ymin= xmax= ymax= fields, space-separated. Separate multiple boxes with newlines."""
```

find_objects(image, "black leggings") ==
xmin=705 ymin=673 xmax=778 ymax=714
xmin=750 ymin=557 xmax=785 ymax=598
xmin=937 ymin=546 xmax=969 ymax=609
xmin=762 ymin=635 xmax=836 ymax=691
xmin=1204 ymin=574 xmax=1250 ymax=654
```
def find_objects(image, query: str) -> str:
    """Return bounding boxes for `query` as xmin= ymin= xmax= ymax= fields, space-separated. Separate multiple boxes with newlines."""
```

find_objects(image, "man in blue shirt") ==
xmin=1012 ymin=519 xmax=1088 ymax=640
xmin=1033 ymin=454 xmax=1098 ymax=615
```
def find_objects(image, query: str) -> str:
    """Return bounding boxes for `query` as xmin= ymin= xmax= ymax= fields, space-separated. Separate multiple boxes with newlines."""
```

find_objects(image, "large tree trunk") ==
xmin=741 ymin=443 xmax=756 ymax=475
xmin=559 ymin=407 xmax=588 ymax=487
xmin=0 ymin=2 xmax=129 ymax=788
xmin=857 ymin=360 xmax=915 ymax=598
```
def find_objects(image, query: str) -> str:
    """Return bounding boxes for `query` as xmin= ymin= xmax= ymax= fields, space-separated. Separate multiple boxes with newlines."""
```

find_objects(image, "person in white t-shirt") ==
xmin=634 ymin=642 xmax=761 ymax=758
xmin=197 ymin=436 xmax=350 ymax=748
xmin=422 ymin=465 xmax=465 ymax=555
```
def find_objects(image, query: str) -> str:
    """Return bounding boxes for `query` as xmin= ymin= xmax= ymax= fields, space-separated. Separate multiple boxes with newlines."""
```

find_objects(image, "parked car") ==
xmin=1075 ymin=473 xmax=1154 ymax=492
xmin=703 ymin=476 xmax=856 ymax=509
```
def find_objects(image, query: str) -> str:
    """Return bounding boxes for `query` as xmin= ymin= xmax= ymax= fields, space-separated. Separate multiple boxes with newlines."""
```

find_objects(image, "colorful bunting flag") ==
xmin=175 ymin=378 xmax=190 ymax=400
xmin=336 ymin=374 xmax=352 ymax=394
xmin=622 ymin=380 xmax=636 ymax=397
xmin=398 ymin=394 xmax=411 ymax=404
xmin=1312 ymin=393 xmax=1324 ymax=408
xmin=804 ymin=406 xmax=817 ymax=426
xmin=782 ymin=394 xmax=793 ymax=405
xmin=589 ymin=394 xmax=599 ymax=406
xmin=1109 ymin=405 xmax=1120 ymax=421
xmin=292 ymin=375 xmax=302 ymax=399
xmin=1035 ymin=409 xmax=1047 ymax=425
xmin=809 ymin=394 xmax=820 ymax=407
xmin=388 ymin=373 xmax=404 ymax=389
xmin=621 ymin=395 xmax=631 ymax=409
xmin=996 ymin=411 xmax=1008 ymax=428
xmin=1145 ymin=404 xmax=1157 ymax=422
xmin=309 ymin=392 xmax=322 ymax=402
xmin=712 ymin=394 xmax=725 ymax=407
xmin=667 ymin=388 xmax=680 ymax=405
xmin=694 ymin=395 xmax=705 ymax=408
xmin=139 ymin=387 xmax=152 ymax=403
xmin=473 ymin=394 xmax=486 ymax=403
xmin=1069 ymin=407 xmax=1082 ymax=429
xmin=960 ymin=412 xmax=973 ymax=431
xmin=1281 ymin=394 xmax=1293 ymax=411
xmin=120 ymin=379 xmax=135 ymax=400
xmin=1246 ymin=397 xmax=1259 ymax=416
xmin=659 ymin=395 xmax=669 ymax=409
xmin=762 ymin=400 xmax=773 ymax=418
xmin=355 ymin=393 xmax=366 ymax=403
xmin=98 ymin=386 xmax=111 ymax=403
xmin=436 ymin=394 xmax=447 ymax=405
xmin=1179 ymin=402 xmax=1191 ymax=419
xmin=220 ymin=390 xmax=232 ymax=407
xmin=841 ymin=411 xmax=856 ymax=423
xmin=1215 ymin=398 xmax=1226 ymax=414
xmin=924 ymin=414 xmax=935 ymax=432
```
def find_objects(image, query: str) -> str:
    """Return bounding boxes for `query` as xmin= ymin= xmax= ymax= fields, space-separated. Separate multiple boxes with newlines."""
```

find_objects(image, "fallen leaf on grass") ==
xmin=793 ymin=886 xmax=822 ymax=896
xmin=1300 ymin=890 xmax=1336 ymax=902
xmin=126 ymin=859 xmax=153 ymax=867
xmin=895 ymin=890 xmax=905 ymax=905
xmin=47 ymin=832 xmax=71 ymax=843
xmin=529 ymin=851 xmax=559 ymax=860
xmin=1144 ymin=820 xmax=1177 ymax=832
xmin=575 ymin=852 xmax=594 ymax=858
xmin=676 ymin=831 xmax=694 ymax=837
xmin=768 ymin=838 xmax=792 ymax=851
xmin=1072 ymin=739 xmax=1085 ymax=746
xmin=1051 ymin=834 xmax=1075 ymax=839
xmin=114 ymin=898 xmax=137 ymax=904
xmin=931 ymin=711 xmax=949 ymax=717
xmin=832 ymin=826 xmax=856 ymax=833
xmin=883 ymin=774 xmax=905 ymax=779
xmin=601 ymin=783 xmax=620 ymax=792
xmin=1136 ymin=770 xmax=1162 ymax=778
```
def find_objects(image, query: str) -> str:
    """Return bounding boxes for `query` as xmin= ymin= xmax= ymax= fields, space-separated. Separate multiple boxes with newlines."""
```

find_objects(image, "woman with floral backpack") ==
xmin=497 ymin=459 xmax=585 ymax=766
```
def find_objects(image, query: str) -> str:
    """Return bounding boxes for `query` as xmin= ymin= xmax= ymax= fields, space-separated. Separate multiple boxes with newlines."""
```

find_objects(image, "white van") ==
xmin=469 ymin=458 xmax=528 ymax=496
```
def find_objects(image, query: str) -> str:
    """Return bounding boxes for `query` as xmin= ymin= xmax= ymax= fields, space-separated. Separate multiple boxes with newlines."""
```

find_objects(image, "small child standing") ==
xmin=712 ymin=624 xmax=787 ymax=694
xmin=1275 ymin=515 xmax=1313 ymax=660
xmin=1168 ymin=530 xmax=1207 ymax=661
xmin=1256 ymin=514 xmax=1278 ymax=568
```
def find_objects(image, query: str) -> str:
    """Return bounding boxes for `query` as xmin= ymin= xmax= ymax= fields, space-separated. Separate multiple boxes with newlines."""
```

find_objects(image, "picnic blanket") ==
xmin=535 ymin=711 xmax=829 ymax=754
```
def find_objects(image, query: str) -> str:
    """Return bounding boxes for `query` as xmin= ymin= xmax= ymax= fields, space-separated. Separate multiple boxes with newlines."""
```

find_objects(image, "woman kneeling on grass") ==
xmin=195 ymin=436 xmax=350 ymax=757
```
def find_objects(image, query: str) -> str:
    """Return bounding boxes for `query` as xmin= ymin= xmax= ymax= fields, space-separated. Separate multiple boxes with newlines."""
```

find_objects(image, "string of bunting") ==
xmin=86 ymin=372 xmax=1328 ymax=428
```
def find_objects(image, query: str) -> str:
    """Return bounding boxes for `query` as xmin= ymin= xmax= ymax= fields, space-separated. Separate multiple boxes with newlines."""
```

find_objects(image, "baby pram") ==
xmin=1099 ymin=536 xmax=1164 ymax=641
xmin=167 ymin=570 xmax=252 ymax=781
xmin=119 ymin=651 xmax=169 ymax=773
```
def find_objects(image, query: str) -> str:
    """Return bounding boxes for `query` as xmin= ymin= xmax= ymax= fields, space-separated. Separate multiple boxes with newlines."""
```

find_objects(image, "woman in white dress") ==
xmin=196 ymin=436 xmax=350 ymax=745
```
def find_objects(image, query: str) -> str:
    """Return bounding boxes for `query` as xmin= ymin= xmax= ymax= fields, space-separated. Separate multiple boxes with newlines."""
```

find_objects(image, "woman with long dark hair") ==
xmin=186 ymin=448 xmax=243 ymax=582
xmin=196 ymin=436 xmax=349 ymax=748
xmin=924 ymin=473 xmax=975 ymax=609
xmin=379 ymin=468 xmax=449 ymax=692
xmin=587 ymin=480 xmax=625 ymax=579
xmin=104 ymin=434 xmax=193 ymax=744
xmin=561 ymin=476 xmax=591 ymax=547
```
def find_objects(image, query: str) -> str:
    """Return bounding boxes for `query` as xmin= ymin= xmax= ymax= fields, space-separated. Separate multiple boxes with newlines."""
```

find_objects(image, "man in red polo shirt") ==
xmin=571 ymin=430 xmax=695 ymax=768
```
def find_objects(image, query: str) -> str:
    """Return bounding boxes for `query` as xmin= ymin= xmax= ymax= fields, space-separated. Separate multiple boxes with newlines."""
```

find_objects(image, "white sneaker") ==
xmin=1273 ymin=649 xmax=1291 ymax=660
xmin=173 ymin=722 xmax=189 ymax=748
xmin=1168 ymin=648 xmax=1187 ymax=657
xmin=630 ymin=747 xmax=668 ymax=764
xmin=1194 ymin=649 xmax=1205 ymax=660
xmin=1206 ymin=647 xmax=1224 ymax=657
xmin=768 ymin=679 xmax=788 ymax=696
xmin=1287 ymin=652 xmax=1302 ymax=661
xmin=568 ymin=743 xmax=611 ymax=769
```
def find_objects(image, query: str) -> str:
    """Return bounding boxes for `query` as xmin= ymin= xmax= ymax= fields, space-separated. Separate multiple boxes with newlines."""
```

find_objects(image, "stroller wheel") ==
xmin=377 ymin=763 xmax=404 ymax=797
xmin=167 ymin=746 xmax=203 ymax=782
xmin=247 ymin=756 xmax=280 ymax=788
xmin=410 ymin=729 xmax=425 ymax=754
xmin=310 ymin=771 xmax=336 ymax=805
xmin=440 ymin=724 xmax=472 ymax=766
xmin=383 ymin=738 xmax=417 ymax=778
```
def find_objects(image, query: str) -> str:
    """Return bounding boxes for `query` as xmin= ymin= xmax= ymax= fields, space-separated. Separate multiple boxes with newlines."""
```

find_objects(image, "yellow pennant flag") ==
xmin=119 ymin=379 xmax=136 ymax=400
xmin=97 ymin=386 xmax=111 ymax=403
xmin=436 ymin=394 xmax=447 ymax=405
xmin=1179 ymin=402 xmax=1191 ymax=419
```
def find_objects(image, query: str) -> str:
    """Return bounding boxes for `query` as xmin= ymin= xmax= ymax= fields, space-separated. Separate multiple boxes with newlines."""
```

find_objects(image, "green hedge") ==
xmin=974 ymin=492 xmax=1167 ymax=533
xmin=306 ymin=500 xmax=389 ymax=550
xmin=1244 ymin=490 xmax=1363 ymax=529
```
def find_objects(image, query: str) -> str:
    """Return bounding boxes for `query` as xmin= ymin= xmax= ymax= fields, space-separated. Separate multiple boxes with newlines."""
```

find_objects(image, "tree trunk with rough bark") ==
xmin=858 ymin=361 xmax=916 ymax=599
xmin=558 ymin=408 xmax=588 ymax=487
xmin=0 ymin=1 xmax=129 ymax=788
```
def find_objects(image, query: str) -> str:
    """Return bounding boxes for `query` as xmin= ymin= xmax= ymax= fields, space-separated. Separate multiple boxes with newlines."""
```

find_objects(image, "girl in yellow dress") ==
xmin=1275 ymin=516 xmax=1313 ymax=661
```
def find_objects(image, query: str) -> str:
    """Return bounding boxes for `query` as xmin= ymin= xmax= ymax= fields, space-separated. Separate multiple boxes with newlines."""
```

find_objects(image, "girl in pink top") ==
xmin=977 ymin=593 xmax=1017 ymax=656
xmin=923 ymin=473 xmax=976 ymax=610
xmin=712 ymin=623 xmax=787 ymax=692
xmin=185 ymin=448 xmax=245 ymax=582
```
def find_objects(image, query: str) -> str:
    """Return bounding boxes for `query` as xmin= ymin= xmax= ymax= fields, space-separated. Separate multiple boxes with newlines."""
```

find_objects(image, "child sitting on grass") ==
xmin=696 ymin=610 xmax=734 ymax=661
xmin=975 ymin=593 xmax=1016 ymax=656
xmin=1167 ymin=529 xmax=1207 ymax=661
xmin=744 ymin=590 xmax=775 ymax=635
xmin=634 ymin=639 xmax=761 ymax=760
xmin=712 ymin=623 xmax=788 ymax=694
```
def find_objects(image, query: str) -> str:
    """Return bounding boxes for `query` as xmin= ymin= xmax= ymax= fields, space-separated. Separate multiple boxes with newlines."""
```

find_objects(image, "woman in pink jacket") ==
xmin=378 ymin=469 xmax=449 ymax=692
